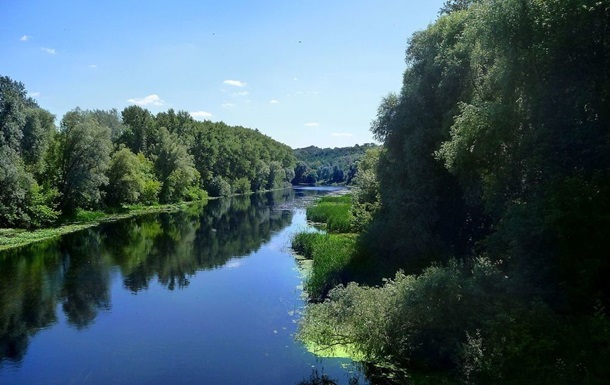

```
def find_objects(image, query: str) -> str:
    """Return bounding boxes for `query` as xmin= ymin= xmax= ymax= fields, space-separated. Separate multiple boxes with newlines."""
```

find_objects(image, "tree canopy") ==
xmin=0 ymin=76 xmax=297 ymax=227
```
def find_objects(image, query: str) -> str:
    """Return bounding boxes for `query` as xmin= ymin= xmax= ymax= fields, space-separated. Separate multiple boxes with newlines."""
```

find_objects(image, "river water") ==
xmin=0 ymin=188 xmax=364 ymax=385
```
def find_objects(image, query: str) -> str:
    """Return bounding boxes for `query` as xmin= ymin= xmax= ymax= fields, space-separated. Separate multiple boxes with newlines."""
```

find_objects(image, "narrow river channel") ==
xmin=0 ymin=187 xmax=364 ymax=385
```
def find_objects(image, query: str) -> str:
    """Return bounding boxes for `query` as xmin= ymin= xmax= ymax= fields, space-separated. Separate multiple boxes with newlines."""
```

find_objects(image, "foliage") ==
xmin=299 ymin=1 xmax=610 ymax=383
xmin=350 ymin=147 xmax=381 ymax=232
xmin=105 ymin=146 xmax=159 ymax=206
xmin=154 ymin=127 xmax=199 ymax=203
xmin=0 ymin=77 xmax=57 ymax=227
xmin=208 ymin=175 xmax=232 ymax=197
xmin=232 ymin=177 xmax=251 ymax=195
xmin=55 ymin=109 xmax=112 ymax=214
xmin=293 ymin=144 xmax=378 ymax=185
xmin=300 ymin=258 xmax=610 ymax=384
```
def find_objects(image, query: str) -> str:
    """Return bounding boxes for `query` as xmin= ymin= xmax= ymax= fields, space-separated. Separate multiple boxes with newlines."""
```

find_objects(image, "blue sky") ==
xmin=1 ymin=0 xmax=445 ymax=149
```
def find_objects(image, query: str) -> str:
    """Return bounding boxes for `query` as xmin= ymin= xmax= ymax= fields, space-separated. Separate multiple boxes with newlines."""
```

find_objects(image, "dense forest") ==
xmin=0 ymin=76 xmax=295 ymax=229
xmin=292 ymin=143 xmax=377 ymax=185
xmin=299 ymin=0 xmax=610 ymax=384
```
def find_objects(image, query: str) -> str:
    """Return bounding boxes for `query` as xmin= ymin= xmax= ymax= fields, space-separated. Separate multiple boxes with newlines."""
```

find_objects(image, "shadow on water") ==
xmin=0 ymin=189 xmax=297 ymax=364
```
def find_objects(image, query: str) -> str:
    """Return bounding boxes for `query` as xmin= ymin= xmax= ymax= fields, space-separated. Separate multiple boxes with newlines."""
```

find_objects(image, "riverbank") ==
xmin=0 ymin=201 xmax=205 ymax=252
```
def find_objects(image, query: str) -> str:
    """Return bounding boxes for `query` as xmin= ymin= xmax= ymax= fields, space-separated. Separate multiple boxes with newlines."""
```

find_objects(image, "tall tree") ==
xmin=154 ymin=127 xmax=199 ymax=203
xmin=55 ymin=109 xmax=112 ymax=214
xmin=120 ymin=105 xmax=157 ymax=157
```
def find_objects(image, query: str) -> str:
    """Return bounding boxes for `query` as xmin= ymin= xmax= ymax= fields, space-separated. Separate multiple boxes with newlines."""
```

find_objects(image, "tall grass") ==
xmin=292 ymin=231 xmax=357 ymax=300
xmin=306 ymin=233 xmax=356 ymax=300
xmin=306 ymin=194 xmax=353 ymax=233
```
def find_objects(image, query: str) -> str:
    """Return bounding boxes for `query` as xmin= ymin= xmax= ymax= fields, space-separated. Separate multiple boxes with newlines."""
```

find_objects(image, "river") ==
xmin=0 ymin=187 xmax=364 ymax=385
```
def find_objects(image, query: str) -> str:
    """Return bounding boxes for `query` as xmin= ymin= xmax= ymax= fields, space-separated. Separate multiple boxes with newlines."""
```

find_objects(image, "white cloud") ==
xmin=222 ymin=102 xmax=235 ymax=108
xmin=269 ymin=99 xmax=279 ymax=104
xmin=331 ymin=132 xmax=353 ymax=137
xmin=20 ymin=35 xmax=31 ymax=42
xmin=223 ymin=80 xmax=247 ymax=87
xmin=28 ymin=92 xmax=41 ymax=98
xmin=41 ymin=47 xmax=56 ymax=55
xmin=190 ymin=111 xmax=213 ymax=120
xmin=304 ymin=122 xmax=319 ymax=127
xmin=127 ymin=94 xmax=165 ymax=106
xmin=89 ymin=64 xmax=97 ymax=68
xmin=233 ymin=91 xmax=249 ymax=96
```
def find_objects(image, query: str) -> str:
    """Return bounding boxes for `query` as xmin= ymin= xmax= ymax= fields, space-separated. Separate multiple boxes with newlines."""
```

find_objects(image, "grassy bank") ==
xmin=305 ymin=194 xmax=353 ymax=233
xmin=293 ymin=232 xmax=357 ymax=300
xmin=0 ymin=201 xmax=204 ymax=252
xmin=293 ymin=194 xmax=361 ymax=300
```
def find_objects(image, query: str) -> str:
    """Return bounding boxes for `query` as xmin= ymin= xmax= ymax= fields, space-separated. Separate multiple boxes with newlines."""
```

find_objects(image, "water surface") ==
xmin=0 ymin=188 xmax=362 ymax=385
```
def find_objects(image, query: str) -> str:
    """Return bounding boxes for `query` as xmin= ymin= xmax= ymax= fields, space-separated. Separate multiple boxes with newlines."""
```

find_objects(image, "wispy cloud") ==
xmin=88 ymin=64 xmax=97 ymax=69
xmin=331 ymin=132 xmax=353 ymax=137
xmin=222 ymin=102 xmax=235 ymax=108
xmin=304 ymin=122 xmax=319 ymax=127
xmin=269 ymin=99 xmax=279 ymax=104
xmin=127 ymin=94 xmax=165 ymax=106
xmin=233 ymin=91 xmax=249 ymax=96
xmin=20 ymin=35 xmax=31 ymax=42
xmin=28 ymin=92 xmax=41 ymax=98
xmin=223 ymin=80 xmax=247 ymax=87
xmin=190 ymin=111 xmax=213 ymax=120
xmin=41 ymin=47 xmax=56 ymax=55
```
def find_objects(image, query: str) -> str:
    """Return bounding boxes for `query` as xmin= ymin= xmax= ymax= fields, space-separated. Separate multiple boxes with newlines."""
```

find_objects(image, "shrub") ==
xmin=232 ymin=177 xmax=251 ymax=195
xmin=208 ymin=176 xmax=231 ymax=197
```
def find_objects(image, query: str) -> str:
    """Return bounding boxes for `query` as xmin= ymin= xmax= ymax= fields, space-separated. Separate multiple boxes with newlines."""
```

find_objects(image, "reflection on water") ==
xmin=0 ymin=190 xmax=293 ymax=361
xmin=0 ymin=187 xmax=358 ymax=385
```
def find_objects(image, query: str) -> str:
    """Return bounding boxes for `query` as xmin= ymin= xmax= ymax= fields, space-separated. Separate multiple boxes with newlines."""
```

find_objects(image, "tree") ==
xmin=0 ymin=76 xmax=58 ymax=227
xmin=120 ymin=105 xmax=157 ymax=156
xmin=105 ymin=146 xmax=159 ymax=206
xmin=55 ymin=109 xmax=112 ymax=214
xmin=89 ymin=109 xmax=126 ymax=142
xmin=0 ymin=76 xmax=34 ymax=151
xmin=154 ymin=127 xmax=199 ymax=203
xmin=21 ymin=108 xmax=55 ymax=176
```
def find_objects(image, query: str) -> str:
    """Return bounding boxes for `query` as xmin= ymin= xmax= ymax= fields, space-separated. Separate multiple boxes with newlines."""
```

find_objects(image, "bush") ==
xmin=184 ymin=186 xmax=208 ymax=201
xmin=208 ymin=176 xmax=232 ymax=197
xmin=232 ymin=177 xmax=251 ymax=195
xmin=299 ymin=257 xmax=610 ymax=383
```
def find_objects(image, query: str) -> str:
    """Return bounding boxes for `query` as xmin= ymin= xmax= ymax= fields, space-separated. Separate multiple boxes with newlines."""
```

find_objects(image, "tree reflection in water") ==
xmin=0 ymin=189 xmax=294 ymax=364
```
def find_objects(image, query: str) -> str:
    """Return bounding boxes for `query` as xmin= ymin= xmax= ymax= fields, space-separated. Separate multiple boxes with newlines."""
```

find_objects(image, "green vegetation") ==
xmin=0 ymin=191 xmax=294 ymax=362
xmin=1 ymin=75 xmax=295 ymax=234
xmin=292 ymin=144 xmax=377 ymax=185
xmin=306 ymin=195 xmax=353 ymax=233
xmin=293 ymin=195 xmax=358 ymax=300
xmin=293 ymin=232 xmax=357 ymax=301
xmin=298 ymin=1 xmax=610 ymax=384
xmin=0 ymin=201 xmax=201 ymax=251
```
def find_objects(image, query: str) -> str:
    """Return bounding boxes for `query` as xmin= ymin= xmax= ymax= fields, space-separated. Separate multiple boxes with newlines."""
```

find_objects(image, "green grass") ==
xmin=294 ymin=193 xmax=360 ymax=299
xmin=306 ymin=194 xmax=353 ymax=233
xmin=0 ymin=224 xmax=98 ymax=251
xmin=0 ymin=200 xmax=207 ymax=252
xmin=292 ymin=231 xmax=357 ymax=300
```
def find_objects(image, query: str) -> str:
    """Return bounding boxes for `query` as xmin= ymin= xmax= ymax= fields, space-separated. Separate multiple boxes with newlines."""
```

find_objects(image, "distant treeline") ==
xmin=292 ymin=143 xmax=377 ymax=185
xmin=0 ymin=75 xmax=295 ymax=228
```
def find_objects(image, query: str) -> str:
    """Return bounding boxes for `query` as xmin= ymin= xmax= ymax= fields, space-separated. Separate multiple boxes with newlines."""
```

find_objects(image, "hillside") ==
xmin=292 ymin=143 xmax=378 ymax=185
